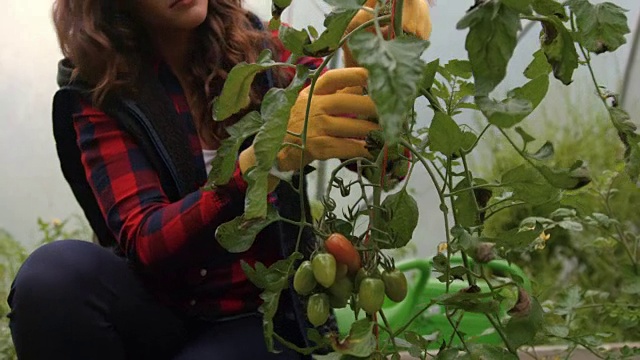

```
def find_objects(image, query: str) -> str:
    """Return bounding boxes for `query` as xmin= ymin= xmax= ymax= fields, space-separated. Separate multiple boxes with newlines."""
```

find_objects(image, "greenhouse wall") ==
xmin=0 ymin=0 xmax=639 ymax=256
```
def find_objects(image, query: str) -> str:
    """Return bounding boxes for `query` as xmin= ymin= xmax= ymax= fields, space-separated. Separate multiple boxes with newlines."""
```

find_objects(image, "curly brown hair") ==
xmin=52 ymin=0 xmax=281 ymax=143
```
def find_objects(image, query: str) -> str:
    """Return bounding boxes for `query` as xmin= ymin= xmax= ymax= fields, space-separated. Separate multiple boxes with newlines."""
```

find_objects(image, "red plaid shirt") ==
xmin=71 ymin=29 xmax=324 ymax=320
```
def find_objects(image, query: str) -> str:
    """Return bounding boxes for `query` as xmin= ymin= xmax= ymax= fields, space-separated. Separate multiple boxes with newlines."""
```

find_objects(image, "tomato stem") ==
xmin=391 ymin=0 xmax=404 ymax=39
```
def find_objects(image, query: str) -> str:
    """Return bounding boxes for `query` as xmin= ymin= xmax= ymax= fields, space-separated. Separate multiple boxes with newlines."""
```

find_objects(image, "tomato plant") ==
xmin=208 ymin=0 xmax=639 ymax=358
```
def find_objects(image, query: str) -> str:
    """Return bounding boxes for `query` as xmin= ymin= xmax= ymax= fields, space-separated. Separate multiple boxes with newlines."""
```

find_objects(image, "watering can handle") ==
xmin=448 ymin=256 xmax=532 ymax=293
xmin=396 ymin=258 xmax=432 ymax=279
xmin=395 ymin=257 xmax=532 ymax=294
xmin=483 ymin=260 xmax=532 ymax=293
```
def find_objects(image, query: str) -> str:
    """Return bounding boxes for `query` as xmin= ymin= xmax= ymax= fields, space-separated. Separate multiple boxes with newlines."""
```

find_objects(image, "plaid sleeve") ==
xmin=73 ymin=101 xmax=248 ymax=268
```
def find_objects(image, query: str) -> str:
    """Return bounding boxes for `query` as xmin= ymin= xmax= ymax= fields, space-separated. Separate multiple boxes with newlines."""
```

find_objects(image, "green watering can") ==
xmin=333 ymin=256 xmax=532 ymax=346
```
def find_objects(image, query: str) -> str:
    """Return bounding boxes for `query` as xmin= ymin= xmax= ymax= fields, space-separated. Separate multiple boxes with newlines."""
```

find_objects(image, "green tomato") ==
xmin=307 ymin=293 xmax=330 ymax=327
xmin=329 ymin=293 xmax=349 ymax=309
xmin=382 ymin=269 xmax=408 ymax=302
xmin=293 ymin=260 xmax=317 ymax=296
xmin=335 ymin=262 xmax=349 ymax=280
xmin=358 ymin=277 xmax=385 ymax=314
xmin=354 ymin=267 xmax=368 ymax=290
xmin=328 ymin=276 xmax=354 ymax=309
xmin=312 ymin=253 xmax=337 ymax=288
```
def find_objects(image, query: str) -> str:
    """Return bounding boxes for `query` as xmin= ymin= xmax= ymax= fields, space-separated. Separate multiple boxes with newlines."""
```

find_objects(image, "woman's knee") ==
xmin=7 ymin=240 xmax=135 ymax=359
xmin=8 ymin=239 xmax=123 ymax=308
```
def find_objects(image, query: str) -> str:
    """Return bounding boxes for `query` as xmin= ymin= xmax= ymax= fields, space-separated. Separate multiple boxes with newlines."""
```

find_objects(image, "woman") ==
xmin=7 ymin=0 xmax=432 ymax=359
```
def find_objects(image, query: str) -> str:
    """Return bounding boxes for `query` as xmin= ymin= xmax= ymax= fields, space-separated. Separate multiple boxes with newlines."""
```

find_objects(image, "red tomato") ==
xmin=324 ymin=233 xmax=361 ymax=274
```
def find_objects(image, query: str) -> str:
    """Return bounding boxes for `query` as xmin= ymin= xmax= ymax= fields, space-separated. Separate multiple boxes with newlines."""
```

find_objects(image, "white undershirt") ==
xmin=202 ymin=149 xmax=218 ymax=175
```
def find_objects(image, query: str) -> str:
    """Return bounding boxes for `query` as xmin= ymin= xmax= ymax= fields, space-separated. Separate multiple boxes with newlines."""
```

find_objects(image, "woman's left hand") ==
xmin=343 ymin=0 xmax=432 ymax=67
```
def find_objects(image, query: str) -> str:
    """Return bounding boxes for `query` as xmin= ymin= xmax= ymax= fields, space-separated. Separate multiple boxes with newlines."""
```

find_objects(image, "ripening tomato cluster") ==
xmin=293 ymin=233 xmax=409 ymax=327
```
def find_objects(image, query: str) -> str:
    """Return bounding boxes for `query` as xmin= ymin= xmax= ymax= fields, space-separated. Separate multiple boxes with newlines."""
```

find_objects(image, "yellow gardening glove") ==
xmin=239 ymin=67 xmax=380 ymax=191
xmin=343 ymin=0 xmax=433 ymax=68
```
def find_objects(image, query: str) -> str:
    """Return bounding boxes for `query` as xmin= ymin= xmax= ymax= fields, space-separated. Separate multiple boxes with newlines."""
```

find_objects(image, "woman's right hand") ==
xmin=239 ymin=67 xmax=380 ymax=181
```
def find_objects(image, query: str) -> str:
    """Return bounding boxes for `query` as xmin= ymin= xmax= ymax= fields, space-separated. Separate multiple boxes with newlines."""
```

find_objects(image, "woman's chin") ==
xmin=173 ymin=7 xmax=208 ymax=30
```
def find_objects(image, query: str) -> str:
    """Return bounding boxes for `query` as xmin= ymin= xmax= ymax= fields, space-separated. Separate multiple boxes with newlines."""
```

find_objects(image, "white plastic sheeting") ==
xmin=0 ymin=1 xmax=639 ymax=250
xmin=622 ymin=11 xmax=640 ymax=121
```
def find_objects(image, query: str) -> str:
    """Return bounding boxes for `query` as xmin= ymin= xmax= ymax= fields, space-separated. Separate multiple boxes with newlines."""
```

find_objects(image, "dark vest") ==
xmin=52 ymin=56 xmax=315 ymax=251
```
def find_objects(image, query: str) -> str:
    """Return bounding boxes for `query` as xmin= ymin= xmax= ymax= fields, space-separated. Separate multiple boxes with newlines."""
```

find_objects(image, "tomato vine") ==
xmin=207 ymin=0 xmax=637 ymax=358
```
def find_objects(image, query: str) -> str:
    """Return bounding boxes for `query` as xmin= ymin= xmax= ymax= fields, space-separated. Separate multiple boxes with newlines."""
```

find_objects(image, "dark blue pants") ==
xmin=7 ymin=240 xmax=307 ymax=360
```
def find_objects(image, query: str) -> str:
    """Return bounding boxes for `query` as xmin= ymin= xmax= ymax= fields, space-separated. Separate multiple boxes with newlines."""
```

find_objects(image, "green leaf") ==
xmin=460 ymin=130 xmax=479 ymax=153
xmin=453 ymin=179 xmax=482 ymax=228
xmin=303 ymin=0 xmax=366 ymax=57
xmin=241 ymin=251 xmax=303 ymax=352
xmin=555 ymin=286 xmax=583 ymax=316
xmin=279 ymin=25 xmax=311 ymax=56
xmin=348 ymin=32 xmax=429 ymax=143
xmin=242 ymin=251 xmax=303 ymax=292
xmin=324 ymin=0 xmax=366 ymax=11
xmin=502 ymin=0 xmax=533 ymax=13
xmin=432 ymin=253 xmax=448 ymax=274
xmin=477 ymin=68 xmax=549 ymax=128
xmin=269 ymin=17 xmax=282 ymax=31
xmin=436 ymin=290 xmax=501 ymax=314
xmin=621 ymin=277 xmax=640 ymax=295
xmin=244 ymin=66 xmax=310 ymax=219
xmin=566 ymin=0 xmax=630 ymax=54
xmin=215 ymin=205 xmax=281 ymax=253
xmin=457 ymin=1 xmax=521 ymax=95
xmin=545 ymin=324 xmax=570 ymax=337
xmin=307 ymin=328 xmax=329 ymax=348
xmin=213 ymin=50 xmax=285 ymax=121
xmin=515 ymin=126 xmax=536 ymax=145
xmin=403 ymin=331 xmax=434 ymax=352
xmin=428 ymin=112 xmax=465 ymax=156
xmin=259 ymin=290 xmax=281 ymax=352
xmin=421 ymin=59 xmax=440 ymax=90
xmin=540 ymin=16 xmax=579 ymax=85
xmin=379 ymin=188 xmax=419 ymax=249
xmin=609 ymin=106 xmax=640 ymax=184
xmin=465 ymin=344 xmax=519 ymax=360
xmin=405 ymin=343 xmax=425 ymax=358
xmin=527 ymin=141 xmax=554 ymax=160
xmin=445 ymin=59 xmax=473 ymax=79
xmin=330 ymin=319 xmax=377 ymax=357
xmin=549 ymin=207 xmax=577 ymax=219
xmin=313 ymin=353 xmax=343 ymax=360
xmin=207 ymin=111 xmax=263 ymax=186
xmin=434 ymin=348 xmax=460 ymax=360
xmin=535 ymin=162 xmax=591 ymax=190
xmin=532 ymin=0 xmax=568 ymax=20
xmin=505 ymin=296 xmax=544 ymax=348
xmin=273 ymin=0 xmax=293 ymax=10
xmin=437 ymin=266 xmax=470 ymax=282
xmin=307 ymin=26 xmax=319 ymax=39
xmin=491 ymin=225 xmax=544 ymax=252
xmin=501 ymin=164 xmax=561 ymax=205
xmin=326 ymin=218 xmax=354 ymax=237
xmin=557 ymin=220 xmax=583 ymax=231
xmin=507 ymin=75 xmax=549 ymax=112
xmin=524 ymin=49 xmax=553 ymax=80
xmin=476 ymin=95 xmax=533 ymax=128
